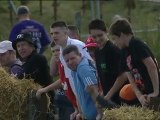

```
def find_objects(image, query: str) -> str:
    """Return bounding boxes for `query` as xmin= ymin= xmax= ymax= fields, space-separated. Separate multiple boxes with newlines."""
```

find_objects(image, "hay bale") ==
xmin=0 ymin=67 xmax=40 ymax=120
xmin=102 ymin=106 xmax=160 ymax=120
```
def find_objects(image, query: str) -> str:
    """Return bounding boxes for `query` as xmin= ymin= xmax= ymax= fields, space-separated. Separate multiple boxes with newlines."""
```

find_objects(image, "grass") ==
xmin=0 ymin=0 xmax=160 ymax=62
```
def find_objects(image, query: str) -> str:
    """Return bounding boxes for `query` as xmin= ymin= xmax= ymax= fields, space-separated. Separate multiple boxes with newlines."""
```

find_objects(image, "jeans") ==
xmin=54 ymin=89 xmax=74 ymax=120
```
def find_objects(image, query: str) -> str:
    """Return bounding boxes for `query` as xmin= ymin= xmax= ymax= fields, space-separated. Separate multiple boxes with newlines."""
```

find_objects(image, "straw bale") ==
xmin=102 ymin=106 xmax=160 ymax=120
xmin=0 ymin=67 xmax=40 ymax=120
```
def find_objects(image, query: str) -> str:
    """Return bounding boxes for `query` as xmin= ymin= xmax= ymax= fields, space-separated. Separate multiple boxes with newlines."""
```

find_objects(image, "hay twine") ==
xmin=0 ymin=67 xmax=40 ymax=120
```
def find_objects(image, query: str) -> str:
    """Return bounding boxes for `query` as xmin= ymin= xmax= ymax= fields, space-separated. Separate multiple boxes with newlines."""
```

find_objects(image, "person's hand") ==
xmin=36 ymin=88 xmax=47 ymax=99
xmin=70 ymin=110 xmax=78 ymax=120
xmin=147 ymin=92 xmax=159 ymax=101
xmin=96 ymin=95 xmax=119 ymax=109
xmin=76 ymin=113 xmax=83 ymax=120
xmin=104 ymin=94 xmax=109 ymax=100
xmin=96 ymin=112 xmax=103 ymax=120
xmin=138 ymin=94 xmax=150 ymax=107
xmin=10 ymin=73 xmax=17 ymax=78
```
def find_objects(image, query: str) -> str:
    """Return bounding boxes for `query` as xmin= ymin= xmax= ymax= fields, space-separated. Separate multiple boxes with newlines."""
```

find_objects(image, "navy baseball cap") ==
xmin=12 ymin=33 xmax=37 ymax=50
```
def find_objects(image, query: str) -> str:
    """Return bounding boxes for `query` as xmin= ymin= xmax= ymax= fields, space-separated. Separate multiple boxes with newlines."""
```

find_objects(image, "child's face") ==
xmin=51 ymin=45 xmax=60 ymax=62
xmin=90 ymin=29 xmax=107 ymax=49
xmin=111 ymin=33 xmax=126 ymax=49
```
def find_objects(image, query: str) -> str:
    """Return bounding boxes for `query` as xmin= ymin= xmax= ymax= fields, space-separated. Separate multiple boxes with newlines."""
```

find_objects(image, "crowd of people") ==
xmin=0 ymin=5 xmax=160 ymax=120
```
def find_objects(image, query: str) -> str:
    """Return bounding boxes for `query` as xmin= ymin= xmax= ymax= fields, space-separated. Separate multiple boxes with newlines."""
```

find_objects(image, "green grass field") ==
xmin=0 ymin=0 xmax=160 ymax=62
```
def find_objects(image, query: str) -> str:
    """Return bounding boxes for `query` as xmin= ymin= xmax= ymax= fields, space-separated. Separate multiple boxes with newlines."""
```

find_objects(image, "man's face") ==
xmin=0 ymin=51 xmax=11 ymax=66
xmin=51 ymin=45 xmax=60 ymax=62
xmin=90 ymin=29 xmax=107 ymax=49
xmin=16 ymin=41 xmax=34 ymax=59
xmin=50 ymin=27 xmax=67 ymax=46
xmin=64 ymin=51 xmax=81 ymax=70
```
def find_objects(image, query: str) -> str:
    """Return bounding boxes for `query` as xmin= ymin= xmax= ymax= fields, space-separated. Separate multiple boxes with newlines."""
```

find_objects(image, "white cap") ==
xmin=0 ymin=40 xmax=14 ymax=54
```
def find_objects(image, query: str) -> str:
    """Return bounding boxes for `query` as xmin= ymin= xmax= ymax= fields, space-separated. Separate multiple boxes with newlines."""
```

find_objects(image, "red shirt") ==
xmin=58 ymin=63 xmax=77 ymax=108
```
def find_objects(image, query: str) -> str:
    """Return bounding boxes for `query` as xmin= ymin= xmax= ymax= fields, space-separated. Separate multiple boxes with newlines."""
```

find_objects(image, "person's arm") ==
xmin=36 ymin=79 xmax=61 ymax=99
xmin=75 ymin=99 xmax=84 ymax=120
xmin=9 ymin=25 xmax=19 ymax=41
xmin=134 ymin=41 xmax=159 ymax=98
xmin=86 ymin=85 xmax=118 ymax=119
xmin=104 ymin=72 xmax=127 ymax=100
xmin=78 ymin=64 xmax=102 ymax=119
xmin=142 ymin=57 xmax=159 ymax=97
xmin=126 ymin=72 xmax=142 ymax=98
xmin=126 ymin=72 xmax=149 ymax=106
xmin=86 ymin=85 xmax=99 ymax=101
xmin=40 ymin=24 xmax=51 ymax=53
xmin=86 ymin=85 xmax=103 ymax=120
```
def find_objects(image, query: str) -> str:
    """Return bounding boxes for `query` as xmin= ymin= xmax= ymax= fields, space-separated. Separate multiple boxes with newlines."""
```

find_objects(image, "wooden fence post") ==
xmin=39 ymin=0 xmax=43 ymax=16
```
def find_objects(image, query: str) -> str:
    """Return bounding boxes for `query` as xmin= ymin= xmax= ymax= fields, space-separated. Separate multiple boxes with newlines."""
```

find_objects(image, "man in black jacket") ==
xmin=12 ymin=33 xmax=52 ymax=87
xmin=12 ymin=33 xmax=54 ymax=119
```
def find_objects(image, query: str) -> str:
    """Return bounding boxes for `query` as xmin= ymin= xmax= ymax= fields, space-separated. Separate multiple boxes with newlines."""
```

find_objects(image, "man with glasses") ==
xmin=88 ymin=19 xmax=122 ymax=105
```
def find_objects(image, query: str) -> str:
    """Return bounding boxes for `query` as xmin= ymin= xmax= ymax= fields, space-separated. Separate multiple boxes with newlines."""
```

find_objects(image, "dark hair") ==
xmin=109 ymin=18 xmax=133 ymax=37
xmin=89 ymin=19 xmax=107 ymax=32
xmin=68 ymin=25 xmax=79 ymax=35
xmin=17 ymin=6 xmax=29 ymax=16
xmin=62 ymin=45 xmax=80 ymax=56
xmin=51 ymin=21 xmax=67 ymax=28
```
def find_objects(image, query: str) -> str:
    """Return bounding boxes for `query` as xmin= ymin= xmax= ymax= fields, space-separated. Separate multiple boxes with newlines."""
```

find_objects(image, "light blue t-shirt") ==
xmin=72 ymin=57 xmax=98 ymax=120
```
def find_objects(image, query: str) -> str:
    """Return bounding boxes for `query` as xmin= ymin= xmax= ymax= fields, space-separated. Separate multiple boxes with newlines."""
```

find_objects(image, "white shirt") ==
xmin=60 ymin=37 xmax=92 ymax=95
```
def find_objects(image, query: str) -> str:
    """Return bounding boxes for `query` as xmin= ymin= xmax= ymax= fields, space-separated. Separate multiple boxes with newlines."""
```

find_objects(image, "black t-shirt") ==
xmin=121 ymin=37 xmax=160 ymax=94
xmin=95 ymin=40 xmax=121 ymax=95
xmin=22 ymin=51 xmax=52 ymax=87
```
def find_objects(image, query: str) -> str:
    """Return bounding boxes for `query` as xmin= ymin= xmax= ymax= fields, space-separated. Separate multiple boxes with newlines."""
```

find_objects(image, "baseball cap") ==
xmin=0 ymin=40 xmax=14 ymax=54
xmin=17 ymin=6 xmax=29 ymax=16
xmin=83 ymin=36 xmax=97 ymax=49
xmin=119 ymin=84 xmax=137 ymax=101
xmin=12 ymin=33 xmax=36 ymax=50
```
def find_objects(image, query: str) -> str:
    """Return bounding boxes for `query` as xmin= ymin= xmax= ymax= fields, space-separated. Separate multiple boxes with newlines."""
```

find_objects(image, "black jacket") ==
xmin=22 ymin=51 xmax=52 ymax=87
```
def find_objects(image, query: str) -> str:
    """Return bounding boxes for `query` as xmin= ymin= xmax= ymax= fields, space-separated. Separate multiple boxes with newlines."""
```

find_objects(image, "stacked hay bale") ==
xmin=102 ymin=106 xmax=160 ymax=120
xmin=0 ymin=67 xmax=40 ymax=120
